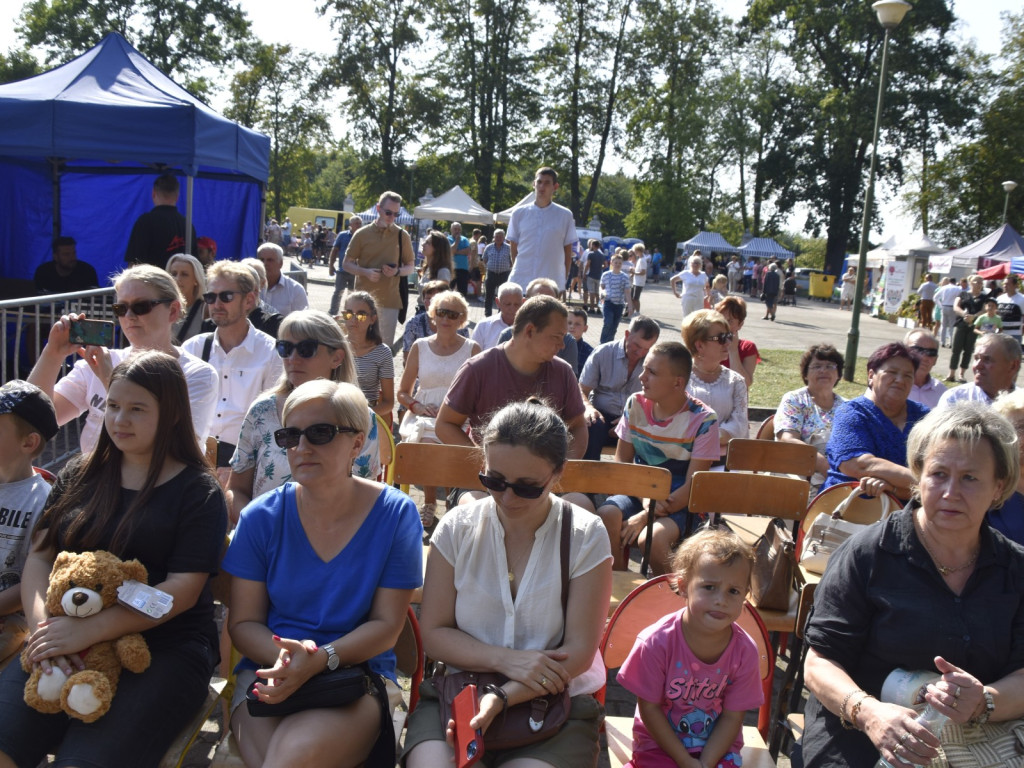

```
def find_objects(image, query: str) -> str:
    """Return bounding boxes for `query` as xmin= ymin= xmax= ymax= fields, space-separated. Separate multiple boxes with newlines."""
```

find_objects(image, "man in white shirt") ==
xmin=934 ymin=277 xmax=961 ymax=347
xmin=997 ymin=274 xmax=1024 ymax=342
xmin=183 ymin=262 xmax=283 ymax=480
xmin=258 ymin=243 xmax=309 ymax=317
xmin=937 ymin=333 xmax=1020 ymax=408
xmin=471 ymin=282 xmax=523 ymax=351
xmin=506 ymin=167 xmax=578 ymax=291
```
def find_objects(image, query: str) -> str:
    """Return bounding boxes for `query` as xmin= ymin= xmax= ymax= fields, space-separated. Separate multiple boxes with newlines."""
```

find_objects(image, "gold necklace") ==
xmin=506 ymin=542 xmax=532 ymax=583
xmin=917 ymin=517 xmax=979 ymax=576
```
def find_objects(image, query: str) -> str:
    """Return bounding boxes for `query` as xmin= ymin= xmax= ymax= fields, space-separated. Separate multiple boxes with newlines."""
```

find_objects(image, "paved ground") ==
xmin=178 ymin=269 xmax=913 ymax=767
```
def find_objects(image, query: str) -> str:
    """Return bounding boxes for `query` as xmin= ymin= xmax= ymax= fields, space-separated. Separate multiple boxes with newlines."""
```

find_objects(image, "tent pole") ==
xmin=185 ymin=174 xmax=194 ymax=255
xmin=51 ymin=158 xmax=62 ymax=239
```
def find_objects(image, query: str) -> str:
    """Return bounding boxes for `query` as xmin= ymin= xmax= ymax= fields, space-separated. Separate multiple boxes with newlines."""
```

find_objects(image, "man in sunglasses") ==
xmin=257 ymin=243 xmax=308 ymax=317
xmin=579 ymin=316 xmax=660 ymax=460
xmin=903 ymin=329 xmax=946 ymax=409
xmin=342 ymin=191 xmax=416 ymax=348
xmin=182 ymin=262 xmax=283 ymax=480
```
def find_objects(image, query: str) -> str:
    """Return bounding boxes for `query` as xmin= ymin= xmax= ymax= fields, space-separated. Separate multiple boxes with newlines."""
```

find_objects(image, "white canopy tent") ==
xmin=412 ymin=185 xmax=494 ymax=226
xmin=495 ymin=191 xmax=535 ymax=224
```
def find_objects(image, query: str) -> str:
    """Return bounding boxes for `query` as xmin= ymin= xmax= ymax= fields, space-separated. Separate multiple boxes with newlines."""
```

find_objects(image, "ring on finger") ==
xmin=895 ymin=744 xmax=904 ymax=756
xmin=952 ymin=698 xmax=958 ymax=709
xmin=955 ymin=685 xmax=962 ymax=698
xmin=899 ymin=732 xmax=911 ymax=745
xmin=540 ymin=676 xmax=548 ymax=686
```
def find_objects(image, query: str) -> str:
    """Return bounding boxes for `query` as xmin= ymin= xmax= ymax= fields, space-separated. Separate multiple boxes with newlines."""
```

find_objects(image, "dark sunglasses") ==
xmin=478 ymin=473 xmax=549 ymax=499
xmin=275 ymin=339 xmax=322 ymax=358
xmin=111 ymin=298 xmax=173 ymax=317
xmin=910 ymin=345 xmax=939 ymax=358
xmin=435 ymin=308 xmax=465 ymax=320
xmin=707 ymin=332 xmax=735 ymax=344
xmin=274 ymin=423 xmax=358 ymax=449
xmin=379 ymin=209 xmax=399 ymax=218
xmin=202 ymin=291 xmax=239 ymax=305
xmin=341 ymin=310 xmax=370 ymax=321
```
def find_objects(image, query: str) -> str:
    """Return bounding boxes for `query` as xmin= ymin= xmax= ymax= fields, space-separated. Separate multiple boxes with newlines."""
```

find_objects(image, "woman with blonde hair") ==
xmin=228 ymin=309 xmax=380 ymax=523
xmin=397 ymin=291 xmax=480 ymax=528
xmin=27 ymin=264 xmax=217 ymax=452
xmin=167 ymin=254 xmax=207 ymax=344
xmin=671 ymin=254 xmax=710 ymax=318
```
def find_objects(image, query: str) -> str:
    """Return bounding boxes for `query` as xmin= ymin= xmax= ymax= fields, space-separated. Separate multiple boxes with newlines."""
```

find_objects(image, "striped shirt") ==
xmin=601 ymin=271 xmax=632 ymax=305
xmin=482 ymin=242 xmax=512 ymax=273
xmin=354 ymin=343 xmax=394 ymax=406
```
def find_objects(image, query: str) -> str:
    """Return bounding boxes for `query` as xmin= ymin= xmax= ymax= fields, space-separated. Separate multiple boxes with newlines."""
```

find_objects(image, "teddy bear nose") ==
xmin=72 ymin=592 xmax=88 ymax=606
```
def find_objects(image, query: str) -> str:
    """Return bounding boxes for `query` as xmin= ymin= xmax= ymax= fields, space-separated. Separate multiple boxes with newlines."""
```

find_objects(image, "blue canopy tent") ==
xmin=355 ymin=205 xmax=416 ymax=226
xmin=737 ymin=237 xmax=795 ymax=261
xmin=679 ymin=231 xmax=738 ymax=255
xmin=0 ymin=32 xmax=270 ymax=284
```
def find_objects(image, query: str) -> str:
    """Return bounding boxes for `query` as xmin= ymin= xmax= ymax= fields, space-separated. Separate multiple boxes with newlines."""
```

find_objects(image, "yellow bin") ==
xmin=809 ymin=273 xmax=836 ymax=299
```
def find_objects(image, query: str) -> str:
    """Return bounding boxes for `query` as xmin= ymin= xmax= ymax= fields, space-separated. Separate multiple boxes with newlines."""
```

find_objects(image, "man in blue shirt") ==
xmin=328 ymin=216 xmax=362 ymax=315
xmin=448 ymin=222 xmax=472 ymax=297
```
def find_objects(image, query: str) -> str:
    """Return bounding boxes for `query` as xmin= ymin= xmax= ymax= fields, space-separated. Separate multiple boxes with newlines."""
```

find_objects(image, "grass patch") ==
xmin=750 ymin=349 xmax=872 ymax=409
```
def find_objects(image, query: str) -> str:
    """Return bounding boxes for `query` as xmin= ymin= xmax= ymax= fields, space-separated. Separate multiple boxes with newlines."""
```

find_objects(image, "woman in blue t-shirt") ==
xmin=223 ymin=380 xmax=422 ymax=768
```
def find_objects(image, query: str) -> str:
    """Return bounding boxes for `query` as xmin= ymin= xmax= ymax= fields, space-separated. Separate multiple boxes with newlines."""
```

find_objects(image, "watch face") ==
xmin=324 ymin=643 xmax=339 ymax=670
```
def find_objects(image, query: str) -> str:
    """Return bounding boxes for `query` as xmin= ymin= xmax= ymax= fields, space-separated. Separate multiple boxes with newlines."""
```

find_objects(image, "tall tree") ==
xmin=747 ymin=0 xmax=972 ymax=275
xmin=427 ymin=0 xmax=539 ymax=210
xmin=319 ymin=0 xmax=436 ymax=193
xmin=0 ymin=47 xmax=41 ymax=85
xmin=226 ymin=44 xmax=333 ymax=221
xmin=16 ymin=0 xmax=251 ymax=98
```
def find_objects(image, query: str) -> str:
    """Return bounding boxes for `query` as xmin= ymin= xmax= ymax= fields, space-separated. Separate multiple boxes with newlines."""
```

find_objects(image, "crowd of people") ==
xmin=4 ymin=163 xmax=1024 ymax=768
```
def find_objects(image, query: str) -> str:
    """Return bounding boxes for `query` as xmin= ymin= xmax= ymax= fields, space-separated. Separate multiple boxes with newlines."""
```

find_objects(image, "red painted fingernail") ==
xmin=283 ymin=657 xmax=290 ymax=666
xmin=311 ymin=644 xmax=318 ymax=652
xmin=272 ymin=635 xmax=280 ymax=641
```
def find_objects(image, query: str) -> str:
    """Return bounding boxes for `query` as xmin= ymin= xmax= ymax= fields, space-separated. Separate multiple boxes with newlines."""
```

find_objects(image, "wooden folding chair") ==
xmin=599 ymin=575 xmax=777 ymax=767
xmin=374 ymin=412 xmax=396 ymax=485
xmin=755 ymin=415 xmax=776 ymax=441
xmin=725 ymin=438 xmax=817 ymax=478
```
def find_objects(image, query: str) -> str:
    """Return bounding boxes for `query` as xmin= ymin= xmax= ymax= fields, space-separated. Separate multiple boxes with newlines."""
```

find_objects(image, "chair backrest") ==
xmin=375 ymin=412 xmax=396 ymax=485
xmin=755 ymin=415 xmax=776 ymax=441
xmin=726 ymin=438 xmax=817 ymax=477
xmin=32 ymin=466 xmax=56 ymax=484
xmin=797 ymin=481 xmax=899 ymax=557
xmin=395 ymin=606 xmax=424 ymax=713
xmin=600 ymin=574 xmax=775 ymax=737
xmin=394 ymin=443 xmax=672 ymax=502
xmin=688 ymin=471 xmax=809 ymax=522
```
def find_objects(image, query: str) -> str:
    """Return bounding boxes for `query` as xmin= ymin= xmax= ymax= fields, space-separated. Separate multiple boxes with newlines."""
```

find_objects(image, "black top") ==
xmin=45 ymin=463 xmax=228 ymax=652
xmin=33 ymin=260 xmax=100 ymax=294
xmin=955 ymin=291 xmax=989 ymax=327
xmin=801 ymin=504 xmax=1024 ymax=767
xmin=763 ymin=269 xmax=781 ymax=295
xmin=124 ymin=205 xmax=197 ymax=268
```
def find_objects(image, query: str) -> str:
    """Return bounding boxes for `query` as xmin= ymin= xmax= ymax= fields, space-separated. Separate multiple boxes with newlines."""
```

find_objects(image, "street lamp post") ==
xmin=843 ymin=0 xmax=912 ymax=382
xmin=1003 ymin=181 xmax=1018 ymax=224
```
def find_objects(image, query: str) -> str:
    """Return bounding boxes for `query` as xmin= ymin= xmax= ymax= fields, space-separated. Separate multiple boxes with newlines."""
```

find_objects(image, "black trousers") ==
xmin=485 ymin=270 xmax=510 ymax=316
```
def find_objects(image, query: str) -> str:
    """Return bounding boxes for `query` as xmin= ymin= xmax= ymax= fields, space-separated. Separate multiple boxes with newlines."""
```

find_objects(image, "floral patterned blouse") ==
xmin=773 ymin=386 xmax=845 ymax=444
xmin=230 ymin=392 xmax=381 ymax=501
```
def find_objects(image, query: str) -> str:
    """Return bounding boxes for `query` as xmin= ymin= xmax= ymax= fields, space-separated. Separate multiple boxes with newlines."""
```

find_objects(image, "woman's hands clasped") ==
xmin=498 ymin=648 xmax=570 ymax=697
xmin=250 ymin=635 xmax=322 ymax=704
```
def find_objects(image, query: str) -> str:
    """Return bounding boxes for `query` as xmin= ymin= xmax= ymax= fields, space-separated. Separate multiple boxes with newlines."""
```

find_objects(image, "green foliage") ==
xmin=786 ymin=234 xmax=827 ymax=269
xmin=752 ymin=349 xmax=871 ymax=407
xmin=225 ymin=43 xmax=332 ymax=221
xmin=306 ymin=145 xmax=363 ymax=211
xmin=0 ymin=47 xmax=41 ymax=84
xmin=16 ymin=0 xmax=252 ymax=99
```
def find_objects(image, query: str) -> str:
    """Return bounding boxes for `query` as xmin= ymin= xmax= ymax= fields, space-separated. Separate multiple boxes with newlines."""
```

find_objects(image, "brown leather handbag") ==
xmin=748 ymin=517 xmax=795 ymax=611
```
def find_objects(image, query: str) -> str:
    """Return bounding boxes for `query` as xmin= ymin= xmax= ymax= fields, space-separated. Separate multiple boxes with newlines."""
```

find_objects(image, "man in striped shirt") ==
xmin=481 ymin=229 xmax=512 ymax=317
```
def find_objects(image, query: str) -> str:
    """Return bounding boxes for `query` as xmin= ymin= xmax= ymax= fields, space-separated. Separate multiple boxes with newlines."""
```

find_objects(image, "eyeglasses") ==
xmin=808 ymin=363 xmax=839 ymax=372
xmin=910 ymin=345 xmax=939 ymax=358
xmin=111 ymin=299 xmax=173 ymax=317
xmin=706 ymin=332 xmax=735 ymax=344
xmin=202 ymin=291 xmax=238 ymax=305
xmin=478 ymin=473 xmax=552 ymax=499
xmin=341 ymin=310 xmax=370 ymax=322
xmin=274 ymin=423 xmax=358 ymax=449
xmin=379 ymin=209 xmax=399 ymax=218
xmin=275 ymin=339 xmax=322 ymax=358
xmin=435 ymin=308 xmax=465 ymax=320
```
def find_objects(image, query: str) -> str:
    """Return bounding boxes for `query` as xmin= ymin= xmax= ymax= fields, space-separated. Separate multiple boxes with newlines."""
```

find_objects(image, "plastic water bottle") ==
xmin=874 ymin=704 xmax=949 ymax=768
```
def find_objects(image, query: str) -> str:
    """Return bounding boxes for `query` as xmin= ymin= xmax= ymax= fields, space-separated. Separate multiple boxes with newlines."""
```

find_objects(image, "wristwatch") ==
xmin=975 ymin=687 xmax=995 ymax=724
xmin=322 ymin=643 xmax=339 ymax=672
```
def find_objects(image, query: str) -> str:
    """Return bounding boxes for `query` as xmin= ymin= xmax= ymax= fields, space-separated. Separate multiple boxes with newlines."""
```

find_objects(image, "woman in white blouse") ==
xmin=403 ymin=399 xmax=613 ymax=767
xmin=681 ymin=309 xmax=749 ymax=461
xmin=670 ymin=254 xmax=710 ymax=318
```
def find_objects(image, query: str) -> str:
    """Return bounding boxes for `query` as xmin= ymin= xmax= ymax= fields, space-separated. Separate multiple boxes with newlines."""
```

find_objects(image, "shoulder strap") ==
xmin=558 ymin=500 xmax=572 ymax=644
xmin=201 ymin=332 xmax=214 ymax=363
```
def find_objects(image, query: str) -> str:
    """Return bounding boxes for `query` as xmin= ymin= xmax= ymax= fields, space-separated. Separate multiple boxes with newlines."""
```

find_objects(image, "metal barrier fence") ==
xmin=0 ymin=288 xmax=122 ymax=470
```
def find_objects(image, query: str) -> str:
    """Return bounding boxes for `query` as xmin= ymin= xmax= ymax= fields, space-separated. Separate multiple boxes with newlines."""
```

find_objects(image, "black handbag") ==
xmin=245 ymin=663 xmax=372 ymax=718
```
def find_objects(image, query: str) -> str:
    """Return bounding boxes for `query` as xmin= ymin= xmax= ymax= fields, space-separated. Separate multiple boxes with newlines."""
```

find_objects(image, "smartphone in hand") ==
xmin=453 ymin=684 xmax=483 ymax=768
xmin=69 ymin=319 xmax=115 ymax=347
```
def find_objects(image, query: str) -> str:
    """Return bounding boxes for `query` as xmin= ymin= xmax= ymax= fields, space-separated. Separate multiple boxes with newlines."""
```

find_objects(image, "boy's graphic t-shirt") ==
xmin=617 ymin=608 xmax=763 ymax=764
xmin=0 ymin=474 xmax=51 ymax=601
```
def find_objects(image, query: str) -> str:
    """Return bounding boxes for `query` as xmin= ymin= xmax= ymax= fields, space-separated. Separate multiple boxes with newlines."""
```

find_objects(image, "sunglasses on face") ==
xmin=435 ymin=308 xmax=464 ymax=320
xmin=341 ymin=310 xmax=370 ymax=321
xmin=111 ymin=298 xmax=173 ymax=317
xmin=707 ymin=332 xmax=735 ymax=344
xmin=379 ymin=209 xmax=399 ymax=217
xmin=274 ymin=423 xmax=358 ymax=449
xmin=478 ymin=473 xmax=550 ymax=499
xmin=275 ymin=339 xmax=322 ymax=358
xmin=202 ymin=291 xmax=238 ymax=305
xmin=910 ymin=345 xmax=939 ymax=358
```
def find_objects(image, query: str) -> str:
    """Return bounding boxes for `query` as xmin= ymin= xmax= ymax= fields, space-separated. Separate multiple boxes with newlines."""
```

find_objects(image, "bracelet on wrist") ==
xmin=482 ymin=683 xmax=508 ymax=712
xmin=842 ymin=691 xmax=873 ymax=730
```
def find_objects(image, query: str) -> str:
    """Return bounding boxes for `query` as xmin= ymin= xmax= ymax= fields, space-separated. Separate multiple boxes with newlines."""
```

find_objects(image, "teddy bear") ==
xmin=22 ymin=550 xmax=152 ymax=722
